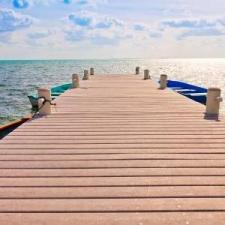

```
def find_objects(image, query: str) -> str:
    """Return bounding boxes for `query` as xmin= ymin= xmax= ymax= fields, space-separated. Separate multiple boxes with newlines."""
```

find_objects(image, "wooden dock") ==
xmin=1 ymin=74 xmax=225 ymax=224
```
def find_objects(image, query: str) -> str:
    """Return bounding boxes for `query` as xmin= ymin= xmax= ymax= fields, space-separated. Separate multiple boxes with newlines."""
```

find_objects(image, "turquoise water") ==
xmin=1 ymin=58 xmax=225 ymax=125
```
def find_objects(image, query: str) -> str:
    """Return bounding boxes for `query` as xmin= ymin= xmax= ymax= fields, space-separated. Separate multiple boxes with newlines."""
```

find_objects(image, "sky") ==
xmin=1 ymin=0 xmax=225 ymax=59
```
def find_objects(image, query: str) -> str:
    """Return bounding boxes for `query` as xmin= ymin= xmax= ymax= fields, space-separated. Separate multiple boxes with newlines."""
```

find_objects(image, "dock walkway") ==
xmin=1 ymin=74 xmax=225 ymax=224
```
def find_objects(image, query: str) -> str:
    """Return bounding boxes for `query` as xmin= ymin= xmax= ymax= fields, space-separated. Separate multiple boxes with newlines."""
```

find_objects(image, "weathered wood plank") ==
xmin=0 ymin=148 xmax=224 ymax=155
xmin=0 ymin=186 xmax=225 ymax=198
xmin=1 ymin=168 xmax=225 ymax=177
xmin=0 ymin=212 xmax=223 ymax=225
xmin=1 ymin=160 xmax=225 ymax=169
xmin=1 ymin=153 xmax=225 ymax=160
xmin=1 ymin=198 xmax=225 ymax=212
xmin=1 ymin=176 xmax=225 ymax=187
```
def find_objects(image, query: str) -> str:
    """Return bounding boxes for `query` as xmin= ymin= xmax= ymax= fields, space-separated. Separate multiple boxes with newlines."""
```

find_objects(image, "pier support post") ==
xmin=72 ymin=74 xmax=80 ymax=88
xmin=206 ymin=88 xmax=223 ymax=116
xmin=144 ymin=69 xmax=150 ymax=80
xmin=90 ymin=68 xmax=94 ymax=75
xmin=135 ymin=67 xmax=140 ymax=75
xmin=159 ymin=74 xmax=168 ymax=90
xmin=83 ymin=70 xmax=89 ymax=80
xmin=38 ymin=88 xmax=51 ymax=115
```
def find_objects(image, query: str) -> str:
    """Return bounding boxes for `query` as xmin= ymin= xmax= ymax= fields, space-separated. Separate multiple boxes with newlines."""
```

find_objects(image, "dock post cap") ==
xmin=72 ymin=74 xmax=80 ymax=88
xmin=159 ymin=74 xmax=168 ymax=90
xmin=206 ymin=87 xmax=222 ymax=116
xmin=208 ymin=87 xmax=221 ymax=92
xmin=37 ymin=87 xmax=51 ymax=115
xmin=37 ymin=87 xmax=49 ymax=92
xmin=144 ymin=69 xmax=150 ymax=80
xmin=135 ymin=67 xmax=140 ymax=75
xmin=72 ymin=73 xmax=79 ymax=79
xmin=83 ymin=70 xmax=90 ymax=80
xmin=90 ymin=68 xmax=94 ymax=75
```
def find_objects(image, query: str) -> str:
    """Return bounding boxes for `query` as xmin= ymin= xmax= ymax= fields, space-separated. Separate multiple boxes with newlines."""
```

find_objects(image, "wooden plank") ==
xmin=1 ymin=153 xmax=225 ymax=160
xmin=3 ymin=138 xmax=225 ymax=144
xmin=0 ymin=148 xmax=225 ymax=155
xmin=1 ymin=160 xmax=225 ymax=169
xmin=0 ymin=186 xmax=225 ymax=198
xmin=2 ymin=143 xmax=225 ymax=149
xmin=9 ymin=130 xmax=225 ymax=136
xmin=1 ymin=198 xmax=225 ymax=212
xmin=0 ymin=212 xmax=223 ymax=225
xmin=1 ymin=168 xmax=225 ymax=177
xmin=1 ymin=176 xmax=225 ymax=187
xmin=6 ymin=134 xmax=225 ymax=140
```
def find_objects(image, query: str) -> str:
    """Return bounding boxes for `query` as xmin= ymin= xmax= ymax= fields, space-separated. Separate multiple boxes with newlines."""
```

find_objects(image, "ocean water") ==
xmin=1 ymin=58 xmax=225 ymax=125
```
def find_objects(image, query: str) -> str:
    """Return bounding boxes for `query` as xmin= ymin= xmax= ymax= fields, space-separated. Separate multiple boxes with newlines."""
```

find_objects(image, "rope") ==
xmin=32 ymin=97 xmax=56 ymax=118
xmin=40 ymin=97 xmax=56 ymax=106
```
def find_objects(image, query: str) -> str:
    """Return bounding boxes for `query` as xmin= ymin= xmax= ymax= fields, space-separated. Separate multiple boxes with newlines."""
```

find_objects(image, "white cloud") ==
xmin=8 ymin=0 xmax=108 ymax=8
xmin=161 ymin=17 xmax=225 ymax=40
xmin=0 ymin=8 xmax=35 ymax=33
xmin=2 ymin=0 xmax=225 ymax=58
xmin=28 ymin=30 xmax=51 ymax=39
xmin=163 ymin=19 xmax=216 ymax=29
xmin=65 ymin=10 xmax=163 ymax=47
xmin=68 ymin=10 xmax=124 ymax=29
xmin=65 ymin=11 xmax=130 ymax=45
xmin=66 ymin=0 xmax=108 ymax=5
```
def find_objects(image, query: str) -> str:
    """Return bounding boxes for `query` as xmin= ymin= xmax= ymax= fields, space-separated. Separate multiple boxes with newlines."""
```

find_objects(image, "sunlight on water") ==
xmin=1 ymin=58 xmax=225 ymax=125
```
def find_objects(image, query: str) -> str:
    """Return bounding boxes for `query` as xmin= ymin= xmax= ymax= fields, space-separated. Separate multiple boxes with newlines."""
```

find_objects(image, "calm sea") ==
xmin=1 ymin=58 xmax=225 ymax=125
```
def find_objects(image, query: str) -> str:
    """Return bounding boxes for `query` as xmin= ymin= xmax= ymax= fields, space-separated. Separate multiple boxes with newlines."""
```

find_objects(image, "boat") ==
xmin=28 ymin=83 xmax=72 ymax=108
xmin=2 ymin=82 xmax=73 ymax=139
xmin=0 ymin=115 xmax=31 ymax=139
xmin=167 ymin=80 xmax=207 ymax=105
xmin=28 ymin=95 xmax=39 ymax=108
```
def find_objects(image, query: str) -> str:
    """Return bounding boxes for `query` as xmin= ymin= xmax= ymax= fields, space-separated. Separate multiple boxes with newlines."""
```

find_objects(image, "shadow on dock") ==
xmin=204 ymin=113 xmax=220 ymax=122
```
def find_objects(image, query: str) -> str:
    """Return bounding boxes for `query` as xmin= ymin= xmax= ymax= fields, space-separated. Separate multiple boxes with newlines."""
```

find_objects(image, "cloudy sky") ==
xmin=1 ymin=0 xmax=225 ymax=59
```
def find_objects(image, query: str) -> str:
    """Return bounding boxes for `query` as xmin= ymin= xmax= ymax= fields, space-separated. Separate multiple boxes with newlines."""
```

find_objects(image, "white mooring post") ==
xmin=206 ymin=88 xmax=223 ymax=116
xmin=38 ymin=88 xmax=51 ymax=115
xmin=83 ymin=70 xmax=89 ymax=80
xmin=90 ymin=68 xmax=94 ymax=75
xmin=160 ymin=74 xmax=168 ymax=90
xmin=72 ymin=74 xmax=80 ymax=88
xmin=135 ymin=67 xmax=140 ymax=75
xmin=144 ymin=69 xmax=150 ymax=80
